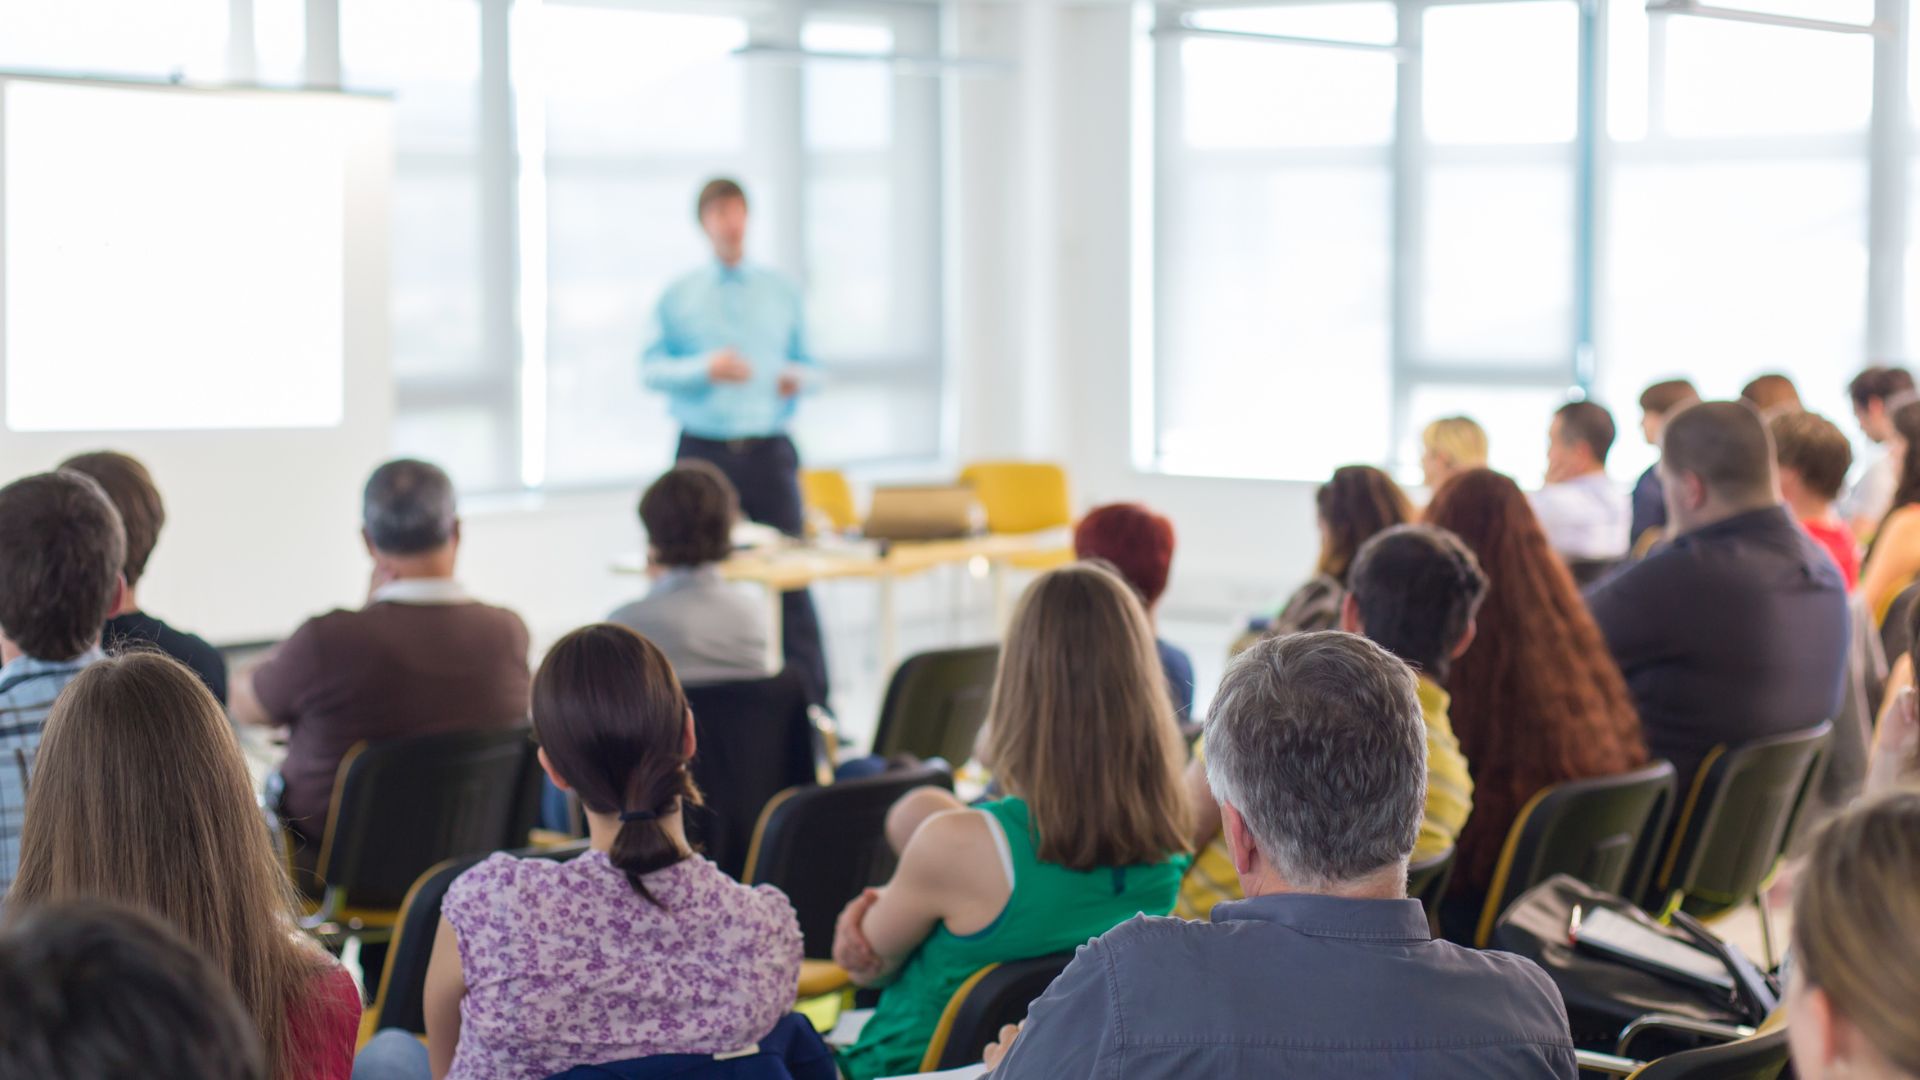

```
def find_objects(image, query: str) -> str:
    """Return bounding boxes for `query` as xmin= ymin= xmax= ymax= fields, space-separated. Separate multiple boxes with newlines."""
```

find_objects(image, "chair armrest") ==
xmin=1575 ymin=1049 xmax=1642 ymax=1077
xmin=1618 ymin=1014 xmax=1755 ymax=1058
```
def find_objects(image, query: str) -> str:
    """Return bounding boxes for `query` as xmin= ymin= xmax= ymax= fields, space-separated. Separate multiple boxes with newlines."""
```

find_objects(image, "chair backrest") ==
xmin=1630 ymin=1027 xmax=1790 ymax=1080
xmin=743 ymin=763 xmax=954 ymax=958
xmin=923 ymin=954 xmax=1076 ymax=1071
xmin=1879 ymin=579 xmax=1920 ymax=658
xmin=800 ymin=469 xmax=859 ymax=534
xmin=1568 ymin=557 xmax=1622 ymax=588
xmin=367 ymin=841 xmax=589 ymax=1036
xmin=684 ymin=670 xmax=820 ymax=879
xmin=958 ymin=462 xmax=1071 ymax=534
xmin=1476 ymin=760 xmax=1677 ymax=947
xmin=1656 ymin=722 xmax=1832 ymax=918
xmin=870 ymin=645 xmax=1000 ymax=764
xmin=317 ymin=726 xmax=540 ymax=909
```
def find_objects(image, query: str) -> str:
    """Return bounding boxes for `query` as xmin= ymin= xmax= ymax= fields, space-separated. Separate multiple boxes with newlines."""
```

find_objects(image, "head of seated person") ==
xmin=0 ymin=900 xmax=266 ymax=1080
xmin=641 ymin=460 xmax=739 ymax=574
xmin=1638 ymin=379 xmax=1700 ymax=449
xmin=1741 ymin=372 xmax=1804 ymax=420
xmin=1772 ymin=412 xmax=1852 ymax=524
xmin=9 ymin=652 xmax=357 ymax=1077
xmin=1072 ymin=503 xmax=1174 ymax=616
xmin=1316 ymin=465 xmax=1414 ymax=588
xmin=1546 ymin=400 xmax=1616 ymax=485
xmin=1420 ymin=416 xmax=1488 ymax=491
xmin=1658 ymin=401 xmax=1780 ymax=537
xmin=0 ymin=470 xmax=125 ymax=665
xmin=56 ymin=451 xmax=159 ymax=618
xmin=362 ymin=457 xmax=461 ymax=581
xmin=1340 ymin=524 xmax=1488 ymax=685
xmin=1788 ymin=789 xmax=1920 ymax=1080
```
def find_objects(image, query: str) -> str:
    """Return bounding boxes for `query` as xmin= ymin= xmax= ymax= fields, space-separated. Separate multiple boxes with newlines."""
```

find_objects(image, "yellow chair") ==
xmin=958 ymin=461 xmax=1075 ymax=571
xmin=800 ymin=468 xmax=860 ymax=535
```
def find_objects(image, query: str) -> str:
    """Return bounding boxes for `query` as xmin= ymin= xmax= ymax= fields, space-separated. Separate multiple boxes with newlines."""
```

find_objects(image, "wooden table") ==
xmin=613 ymin=533 xmax=1073 ymax=675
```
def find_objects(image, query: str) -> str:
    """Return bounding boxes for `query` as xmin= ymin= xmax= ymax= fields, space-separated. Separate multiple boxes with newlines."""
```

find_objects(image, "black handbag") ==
xmin=1490 ymin=874 xmax=1778 ymax=1054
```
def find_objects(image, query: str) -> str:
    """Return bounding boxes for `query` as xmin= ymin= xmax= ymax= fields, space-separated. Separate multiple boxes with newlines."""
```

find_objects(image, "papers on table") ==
xmin=826 ymin=1008 xmax=875 ymax=1048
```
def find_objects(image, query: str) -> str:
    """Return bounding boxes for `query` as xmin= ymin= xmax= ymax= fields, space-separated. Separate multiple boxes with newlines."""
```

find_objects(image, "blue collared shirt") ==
xmin=641 ymin=261 xmax=815 ymax=440
xmin=0 ymin=648 xmax=107 ymax=892
xmin=992 ymin=893 xmax=1577 ymax=1079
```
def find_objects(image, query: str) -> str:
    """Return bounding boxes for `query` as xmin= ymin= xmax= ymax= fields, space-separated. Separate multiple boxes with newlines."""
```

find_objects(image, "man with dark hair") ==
xmin=1587 ymin=402 xmax=1848 ymax=786
xmin=1842 ymin=365 xmax=1917 ymax=538
xmin=1772 ymin=411 xmax=1859 ymax=589
xmin=608 ymin=461 xmax=770 ymax=684
xmin=0 ymin=901 xmax=265 ymax=1080
xmin=231 ymin=459 xmax=530 ymax=850
xmin=642 ymin=176 xmax=828 ymax=705
xmin=985 ymin=633 xmax=1576 ymax=1079
xmin=0 ymin=471 xmax=126 ymax=891
xmin=58 ymin=451 xmax=227 ymax=703
xmin=1533 ymin=399 xmax=1628 ymax=562
xmin=1740 ymin=373 xmax=1803 ymax=418
xmin=1629 ymin=379 xmax=1700 ymax=551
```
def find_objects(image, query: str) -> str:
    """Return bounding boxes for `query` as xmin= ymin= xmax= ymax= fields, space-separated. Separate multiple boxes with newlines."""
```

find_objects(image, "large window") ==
xmin=1149 ymin=0 xmax=1908 ymax=487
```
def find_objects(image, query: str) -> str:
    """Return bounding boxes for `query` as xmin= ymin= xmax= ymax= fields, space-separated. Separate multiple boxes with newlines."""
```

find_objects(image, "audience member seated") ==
xmin=1859 ymin=399 xmax=1920 ymax=619
xmin=1772 ymin=411 xmax=1860 ymax=590
xmin=1263 ymin=465 xmax=1413 ymax=640
xmin=1531 ymin=400 xmax=1629 ymax=562
xmin=1843 ymin=365 xmax=1915 ymax=541
xmin=59 ymin=451 xmax=228 ymax=702
xmin=1587 ymin=402 xmax=1848 ymax=788
xmin=1420 ymin=416 xmax=1488 ymax=491
xmin=0 ymin=901 xmax=267 ymax=1080
xmin=831 ymin=562 xmax=1191 ymax=1080
xmin=1179 ymin=524 xmax=1488 ymax=919
xmin=1073 ymin=503 xmax=1194 ymax=721
xmin=1628 ymin=379 xmax=1699 ymax=552
xmin=1424 ymin=470 xmax=1647 ymax=925
xmin=983 ymin=632 xmax=1577 ymax=1079
xmin=609 ymin=461 xmax=771 ymax=685
xmin=1786 ymin=788 xmax=1920 ymax=1080
xmin=0 ymin=470 xmax=125 ymax=891
xmin=355 ymin=624 xmax=802 ymax=1080
xmin=9 ymin=652 xmax=358 ymax=1078
xmin=231 ymin=459 xmax=531 ymax=857
xmin=1740 ymin=372 xmax=1804 ymax=419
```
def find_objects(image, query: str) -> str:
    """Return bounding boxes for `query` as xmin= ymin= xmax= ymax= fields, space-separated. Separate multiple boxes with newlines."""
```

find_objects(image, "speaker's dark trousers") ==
xmin=675 ymin=432 xmax=830 ymax=706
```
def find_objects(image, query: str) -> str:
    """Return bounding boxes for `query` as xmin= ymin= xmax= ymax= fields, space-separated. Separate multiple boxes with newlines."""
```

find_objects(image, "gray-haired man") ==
xmin=986 ymin=632 xmax=1577 ymax=1079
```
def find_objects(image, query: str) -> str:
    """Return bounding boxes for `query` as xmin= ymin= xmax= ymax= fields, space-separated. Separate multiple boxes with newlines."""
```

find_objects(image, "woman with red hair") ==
xmin=1423 ymin=470 xmax=1647 ymax=935
xmin=1074 ymin=503 xmax=1192 ymax=722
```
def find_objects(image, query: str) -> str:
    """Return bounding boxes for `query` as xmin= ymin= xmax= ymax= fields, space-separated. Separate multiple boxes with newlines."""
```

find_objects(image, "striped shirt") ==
xmin=0 ymin=649 xmax=104 ymax=893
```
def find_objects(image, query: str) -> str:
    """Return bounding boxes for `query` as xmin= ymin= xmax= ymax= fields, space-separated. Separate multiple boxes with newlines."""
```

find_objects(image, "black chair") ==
xmin=1470 ymin=761 xmax=1677 ymax=947
xmin=364 ymin=841 xmax=590 ymax=1038
xmin=303 ymin=726 xmax=542 ymax=936
xmin=684 ymin=670 xmax=826 ymax=879
xmin=1647 ymin=723 xmax=1831 ymax=963
xmin=1568 ymin=557 xmax=1623 ymax=588
xmin=870 ymin=646 xmax=1000 ymax=765
xmin=1406 ymin=847 xmax=1456 ymax=934
xmin=743 ymin=763 xmax=954 ymax=960
xmin=921 ymin=954 xmax=1076 ymax=1072
xmin=1880 ymin=579 xmax=1920 ymax=661
xmin=1576 ymin=1025 xmax=1789 ymax=1079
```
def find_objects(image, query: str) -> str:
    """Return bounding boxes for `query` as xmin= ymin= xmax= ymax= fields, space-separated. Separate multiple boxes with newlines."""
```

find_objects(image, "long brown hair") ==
xmin=1880 ymin=399 xmax=1920 ymax=532
xmin=980 ymin=562 xmax=1190 ymax=870
xmin=8 ymin=652 xmax=341 ymax=1079
xmin=1423 ymin=470 xmax=1647 ymax=892
xmin=533 ymin=623 xmax=700 ymax=904
xmin=1316 ymin=466 xmax=1415 ymax=583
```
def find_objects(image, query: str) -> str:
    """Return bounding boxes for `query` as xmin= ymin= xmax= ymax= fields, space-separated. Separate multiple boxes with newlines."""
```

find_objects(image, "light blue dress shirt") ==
xmin=0 ymin=647 xmax=106 ymax=892
xmin=641 ymin=261 xmax=815 ymax=441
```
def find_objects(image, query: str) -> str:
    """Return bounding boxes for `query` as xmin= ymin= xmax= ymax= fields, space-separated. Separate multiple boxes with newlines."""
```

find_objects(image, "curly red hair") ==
xmin=1073 ymin=503 xmax=1176 ymax=609
xmin=1423 ymin=469 xmax=1647 ymax=895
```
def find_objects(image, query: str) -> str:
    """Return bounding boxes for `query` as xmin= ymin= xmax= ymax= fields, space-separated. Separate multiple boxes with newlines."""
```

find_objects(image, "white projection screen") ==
xmin=2 ymin=78 xmax=347 ymax=430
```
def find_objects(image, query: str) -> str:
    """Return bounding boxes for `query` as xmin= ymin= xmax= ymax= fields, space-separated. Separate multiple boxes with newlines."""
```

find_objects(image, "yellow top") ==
xmin=1176 ymin=675 xmax=1473 ymax=920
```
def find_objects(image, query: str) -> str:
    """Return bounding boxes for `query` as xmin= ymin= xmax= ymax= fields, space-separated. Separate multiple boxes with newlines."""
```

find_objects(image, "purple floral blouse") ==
xmin=442 ymin=850 xmax=802 ymax=1080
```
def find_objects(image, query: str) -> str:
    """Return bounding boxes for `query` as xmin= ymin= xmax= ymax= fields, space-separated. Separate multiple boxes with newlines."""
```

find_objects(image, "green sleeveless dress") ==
xmin=838 ymin=797 xmax=1187 ymax=1080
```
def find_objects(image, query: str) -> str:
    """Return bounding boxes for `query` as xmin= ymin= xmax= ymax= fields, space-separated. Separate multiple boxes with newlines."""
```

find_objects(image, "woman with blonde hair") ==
xmin=831 ymin=562 xmax=1192 ymax=1080
xmin=1421 ymin=416 xmax=1489 ymax=490
xmin=1787 ymin=788 xmax=1920 ymax=1079
xmin=7 ymin=651 xmax=358 ymax=1079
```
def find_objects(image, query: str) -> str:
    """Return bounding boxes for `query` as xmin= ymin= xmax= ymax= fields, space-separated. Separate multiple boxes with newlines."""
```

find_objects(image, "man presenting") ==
xmin=643 ymin=178 xmax=827 ymax=704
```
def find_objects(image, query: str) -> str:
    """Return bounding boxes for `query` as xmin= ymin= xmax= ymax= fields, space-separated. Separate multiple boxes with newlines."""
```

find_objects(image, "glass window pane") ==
xmin=253 ymin=0 xmax=306 ymax=86
xmin=540 ymin=6 xmax=746 ymax=158
xmin=1403 ymin=383 xmax=1572 ymax=490
xmin=341 ymin=0 xmax=480 ymax=153
xmin=393 ymin=405 xmax=511 ymax=494
xmin=1423 ymin=1 xmax=1578 ymax=145
xmin=0 ymin=0 xmax=227 ymax=81
xmin=1419 ymin=164 xmax=1574 ymax=361
xmin=389 ymin=168 xmax=486 ymax=380
xmin=791 ymin=380 xmax=941 ymax=464
xmin=1181 ymin=4 xmax=1397 ymax=150
xmin=804 ymin=20 xmax=893 ymax=153
xmin=1662 ymin=16 xmax=1871 ymax=137
xmin=1157 ymin=166 xmax=1392 ymax=480
xmin=1189 ymin=3 xmax=1397 ymax=45
xmin=1608 ymin=0 xmax=1650 ymax=142
xmin=806 ymin=167 xmax=896 ymax=359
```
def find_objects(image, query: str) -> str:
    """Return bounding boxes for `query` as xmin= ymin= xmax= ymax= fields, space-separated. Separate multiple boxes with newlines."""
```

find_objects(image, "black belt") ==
xmin=685 ymin=433 xmax=785 ymax=453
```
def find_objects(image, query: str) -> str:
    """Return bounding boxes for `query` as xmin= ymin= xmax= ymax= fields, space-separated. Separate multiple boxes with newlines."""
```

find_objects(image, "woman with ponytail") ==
xmin=355 ymin=623 xmax=801 ymax=1080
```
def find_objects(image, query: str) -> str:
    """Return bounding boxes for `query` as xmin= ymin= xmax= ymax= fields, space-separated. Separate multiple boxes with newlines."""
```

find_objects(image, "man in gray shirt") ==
xmin=986 ymin=631 xmax=1577 ymax=1079
xmin=609 ymin=461 xmax=771 ymax=685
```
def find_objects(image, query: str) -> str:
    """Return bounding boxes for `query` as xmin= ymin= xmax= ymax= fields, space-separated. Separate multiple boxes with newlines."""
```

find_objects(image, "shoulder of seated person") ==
xmin=903 ymin=807 xmax=1000 ymax=871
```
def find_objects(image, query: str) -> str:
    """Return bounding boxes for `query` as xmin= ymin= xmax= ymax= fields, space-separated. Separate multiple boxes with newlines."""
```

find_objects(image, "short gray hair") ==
xmin=362 ymin=459 xmax=457 ymax=555
xmin=1205 ymin=631 xmax=1427 ymax=891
